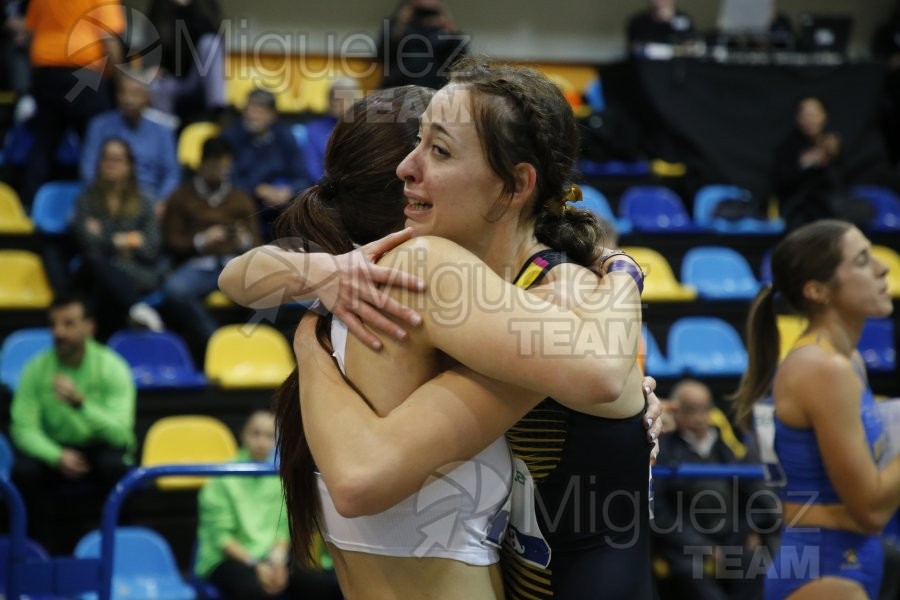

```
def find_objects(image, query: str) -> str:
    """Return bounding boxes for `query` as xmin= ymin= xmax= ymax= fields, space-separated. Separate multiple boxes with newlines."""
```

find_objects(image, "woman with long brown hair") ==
xmin=732 ymin=219 xmax=894 ymax=599
xmin=73 ymin=137 xmax=163 ymax=338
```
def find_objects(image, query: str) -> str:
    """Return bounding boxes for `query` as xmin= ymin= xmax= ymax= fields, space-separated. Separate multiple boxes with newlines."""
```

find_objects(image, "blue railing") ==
xmin=2 ymin=463 xmax=277 ymax=600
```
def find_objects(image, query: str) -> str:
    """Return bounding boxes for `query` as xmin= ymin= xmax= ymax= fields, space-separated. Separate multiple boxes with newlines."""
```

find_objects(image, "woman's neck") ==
xmin=476 ymin=220 xmax=545 ymax=283
xmin=808 ymin=311 xmax=866 ymax=357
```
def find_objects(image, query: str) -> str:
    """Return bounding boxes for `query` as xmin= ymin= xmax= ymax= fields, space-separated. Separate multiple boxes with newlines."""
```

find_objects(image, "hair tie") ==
xmin=318 ymin=176 xmax=338 ymax=198
xmin=545 ymin=184 xmax=583 ymax=216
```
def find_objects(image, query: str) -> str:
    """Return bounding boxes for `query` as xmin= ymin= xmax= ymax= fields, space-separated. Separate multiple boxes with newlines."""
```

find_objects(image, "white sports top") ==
xmin=316 ymin=317 xmax=513 ymax=566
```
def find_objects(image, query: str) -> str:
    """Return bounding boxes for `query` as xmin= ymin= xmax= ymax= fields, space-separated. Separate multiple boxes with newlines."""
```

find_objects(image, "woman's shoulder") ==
xmin=376 ymin=235 xmax=478 ymax=269
xmin=776 ymin=344 xmax=861 ymax=412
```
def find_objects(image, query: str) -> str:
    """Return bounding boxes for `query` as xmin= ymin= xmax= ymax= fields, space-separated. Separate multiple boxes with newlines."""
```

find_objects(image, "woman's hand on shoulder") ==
xmin=320 ymin=228 xmax=426 ymax=351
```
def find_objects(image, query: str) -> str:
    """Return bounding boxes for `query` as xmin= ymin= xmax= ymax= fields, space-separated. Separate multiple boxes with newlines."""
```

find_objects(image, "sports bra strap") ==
xmin=513 ymin=249 xmax=571 ymax=290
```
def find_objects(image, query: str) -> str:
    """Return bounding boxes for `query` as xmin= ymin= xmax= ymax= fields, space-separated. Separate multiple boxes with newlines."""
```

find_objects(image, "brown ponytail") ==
xmin=731 ymin=285 xmax=779 ymax=430
xmin=271 ymin=85 xmax=435 ymax=564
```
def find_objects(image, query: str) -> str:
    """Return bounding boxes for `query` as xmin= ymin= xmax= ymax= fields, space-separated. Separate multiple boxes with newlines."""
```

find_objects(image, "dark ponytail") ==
xmin=271 ymin=85 xmax=435 ymax=564
xmin=534 ymin=207 xmax=605 ymax=266
xmin=731 ymin=285 xmax=779 ymax=430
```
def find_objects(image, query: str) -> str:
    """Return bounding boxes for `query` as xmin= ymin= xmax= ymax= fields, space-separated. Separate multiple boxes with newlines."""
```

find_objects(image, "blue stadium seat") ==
xmin=668 ymin=317 xmax=748 ymax=376
xmin=74 ymin=527 xmax=195 ymax=600
xmin=0 ymin=433 xmax=13 ymax=479
xmin=578 ymin=184 xmax=633 ymax=235
xmin=578 ymin=159 xmax=651 ymax=179
xmin=858 ymin=319 xmax=895 ymax=373
xmin=107 ymin=331 xmax=207 ymax=389
xmin=681 ymin=246 xmax=761 ymax=300
xmin=31 ymin=181 xmax=83 ymax=234
xmin=0 ymin=536 xmax=61 ymax=599
xmin=0 ymin=328 xmax=53 ymax=392
xmin=851 ymin=185 xmax=900 ymax=232
xmin=759 ymin=249 xmax=773 ymax=285
xmin=641 ymin=326 xmax=682 ymax=377
xmin=291 ymin=123 xmax=309 ymax=151
xmin=619 ymin=186 xmax=702 ymax=233
xmin=693 ymin=184 xmax=784 ymax=234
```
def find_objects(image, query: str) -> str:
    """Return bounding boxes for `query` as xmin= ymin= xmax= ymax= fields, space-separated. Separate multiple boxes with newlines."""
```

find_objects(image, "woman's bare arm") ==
xmin=218 ymin=229 xmax=424 ymax=349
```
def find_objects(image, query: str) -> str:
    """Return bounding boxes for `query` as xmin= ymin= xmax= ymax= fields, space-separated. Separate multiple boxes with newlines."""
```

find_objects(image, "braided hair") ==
xmin=448 ymin=58 xmax=605 ymax=266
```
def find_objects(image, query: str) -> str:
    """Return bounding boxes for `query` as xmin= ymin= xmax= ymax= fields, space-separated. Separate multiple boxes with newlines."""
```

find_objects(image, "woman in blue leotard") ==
xmin=733 ymin=219 xmax=894 ymax=599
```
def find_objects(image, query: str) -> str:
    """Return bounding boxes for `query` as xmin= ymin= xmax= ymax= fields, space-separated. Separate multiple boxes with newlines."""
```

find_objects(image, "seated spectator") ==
xmin=774 ymin=96 xmax=872 ymax=231
xmin=146 ymin=0 xmax=227 ymax=122
xmin=220 ymin=88 xmax=307 ymax=238
xmin=73 ymin=138 xmax=164 ymax=338
xmin=377 ymin=0 xmax=467 ymax=90
xmin=194 ymin=410 xmax=341 ymax=600
xmin=303 ymin=76 xmax=363 ymax=182
xmin=627 ymin=0 xmax=695 ymax=50
xmin=80 ymin=69 xmax=181 ymax=207
xmin=161 ymin=137 xmax=261 ymax=349
xmin=652 ymin=379 xmax=777 ymax=600
xmin=10 ymin=293 xmax=136 ymax=552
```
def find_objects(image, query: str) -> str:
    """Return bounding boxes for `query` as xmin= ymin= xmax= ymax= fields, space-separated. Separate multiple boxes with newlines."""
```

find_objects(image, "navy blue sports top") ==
xmin=775 ymin=335 xmax=886 ymax=505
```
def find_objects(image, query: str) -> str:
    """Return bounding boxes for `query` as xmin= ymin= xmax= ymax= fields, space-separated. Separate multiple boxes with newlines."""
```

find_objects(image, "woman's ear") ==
xmin=511 ymin=162 xmax=537 ymax=208
xmin=801 ymin=280 xmax=831 ymax=307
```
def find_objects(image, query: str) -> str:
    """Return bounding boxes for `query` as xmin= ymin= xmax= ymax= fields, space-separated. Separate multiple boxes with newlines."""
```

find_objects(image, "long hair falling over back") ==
xmin=448 ymin=58 xmax=606 ymax=266
xmin=731 ymin=219 xmax=852 ymax=429
xmin=272 ymin=85 xmax=435 ymax=564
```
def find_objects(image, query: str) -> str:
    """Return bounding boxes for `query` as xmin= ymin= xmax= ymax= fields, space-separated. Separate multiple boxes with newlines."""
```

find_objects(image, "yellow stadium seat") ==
xmin=141 ymin=415 xmax=238 ymax=490
xmin=708 ymin=406 xmax=747 ymax=460
xmin=0 ymin=183 xmax=34 ymax=235
xmin=620 ymin=247 xmax=697 ymax=302
xmin=177 ymin=122 xmax=220 ymax=169
xmin=776 ymin=315 xmax=808 ymax=361
xmin=0 ymin=251 xmax=53 ymax=308
xmin=205 ymin=290 xmax=233 ymax=308
xmin=205 ymin=324 xmax=294 ymax=388
xmin=872 ymin=245 xmax=900 ymax=299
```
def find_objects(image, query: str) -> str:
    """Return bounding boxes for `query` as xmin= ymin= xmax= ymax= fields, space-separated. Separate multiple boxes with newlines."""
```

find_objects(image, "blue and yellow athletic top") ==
xmin=775 ymin=334 xmax=886 ymax=505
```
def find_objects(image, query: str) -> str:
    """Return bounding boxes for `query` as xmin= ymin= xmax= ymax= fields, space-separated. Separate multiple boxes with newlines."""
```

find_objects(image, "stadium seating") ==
xmin=141 ymin=415 xmax=238 ymax=490
xmin=859 ymin=318 xmax=895 ymax=373
xmin=776 ymin=315 xmax=808 ymax=361
xmin=0 ymin=327 xmax=52 ymax=392
xmin=0 ymin=182 xmax=34 ymax=234
xmin=851 ymin=185 xmax=900 ymax=232
xmin=177 ymin=122 xmax=220 ymax=169
xmin=872 ymin=246 xmax=900 ymax=298
xmin=692 ymin=184 xmax=784 ymax=234
xmin=0 ymin=251 xmax=53 ymax=309
xmin=0 ymin=433 xmax=13 ymax=479
xmin=74 ymin=527 xmax=195 ymax=600
xmin=668 ymin=317 xmax=748 ymax=376
xmin=619 ymin=186 xmax=702 ymax=233
xmin=620 ymin=247 xmax=697 ymax=301
xmin=681 ymin=246 xmax=761 ymax=300
xmin=30 ymin=181 xmax=82 ymax=234
xmin=0 ymin=536 xmax=58 ymax=600
xmin=578 ymin=183 xmax=633 ymax=235
xmin=204 ymin=324 xmax=294 ymax=388
xmin=640 ymin=325 xmax=682 ymax=377
xmin=107 ymin=331 xmax=207 ymax=390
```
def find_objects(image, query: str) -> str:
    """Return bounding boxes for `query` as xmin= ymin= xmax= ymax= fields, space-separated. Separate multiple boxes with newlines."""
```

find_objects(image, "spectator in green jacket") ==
xmin=195 ymin=410 xmax=341 ymax=600
xmin=9 ymin=293 xmax=136 ymax=551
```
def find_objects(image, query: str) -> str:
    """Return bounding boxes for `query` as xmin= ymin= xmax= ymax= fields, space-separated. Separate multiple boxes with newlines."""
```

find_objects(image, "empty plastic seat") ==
xmin=0 ymin=328 xmax=52 ymax=391
xmin=0 ymin=536 xmax=58 ymax=600
xmin=204 ymin=324 xmax=294 ymax=388
xmin=141 ymin=415 xmax=238 ymax=490
xmin=681 ymin=246 xmax=761 ymax=300
xmin=620 ymin=247 xmax=697 ymax=302
xmin=0 ymin=182 xmax=34 ymax=234
xmin=178 ymin=122 xmax=220 ymax=169
xmin=872 ymin=246 xmax=900 ymax=299
xmin=107 ymin=331 xmax=206 ymax=389
xmin=668 ymin=317 xmax=748 ymax=376
xmin=30 ymin=181 xmax=82 ymax=234
xmin=640 ymin=325 xmax=682 ymax=377
xmin=577 ymin=159 xmax=651 ymax=179
xmin=0 ymin=251 xmax=53 ymax=309
xmin=759 ymin=249 xmax=773 ymax=285
xmin=578 ymin=184 xmax=633 ymax=235
xmin=851 ymin=185 xmax=900 ymax=231
xmin=619 ymin=186 xmax=701 ymax=233
xmin=74 ymin=527 xmax=195 ymax=600
xmin=858 ymin=318 xmax=895 ymax=373
xmin=205 ymin=290 xmax=233 ymax=308
xmin=291 ymin=123 xmax=309 ymax=151
xmin=777 ymin=315 xmax=808 ymax=361
xmin=0 ymin=433 xmax=13 ymax=479
xmin=693 ymin=185 xmax=784 ymax=234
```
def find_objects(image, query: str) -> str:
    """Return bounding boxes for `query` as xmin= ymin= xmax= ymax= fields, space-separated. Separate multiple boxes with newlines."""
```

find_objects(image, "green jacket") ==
xmin=10 ymin=339 xmax=136 ymax=466
xmin=195 ymin=449 xmax=289 ymax=579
